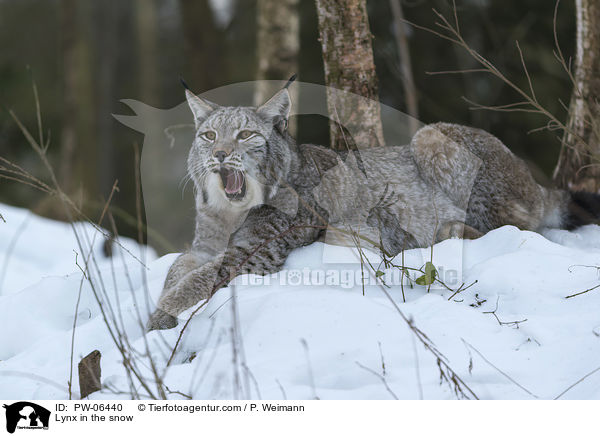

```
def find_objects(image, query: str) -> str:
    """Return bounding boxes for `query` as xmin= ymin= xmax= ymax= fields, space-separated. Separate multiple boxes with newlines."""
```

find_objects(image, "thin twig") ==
xmin=356 ymin=361 xmax=399 ymax=400
xmin=482 ymin=296 xmax=527 ymax=328
xmin=275 ymin=379 xmax=288 ymax=400
xmin=301 ymin=338 xmax=319 ymax=400
xmin=565 ymin=283 xmax=600 ymax=299
xmin=0 ymin=213 xmax=31 ymax=296
xmin=554 ymin=364 xmax=600 ymax=399
xmin=462 ymin=339 xmax=538 ymax=398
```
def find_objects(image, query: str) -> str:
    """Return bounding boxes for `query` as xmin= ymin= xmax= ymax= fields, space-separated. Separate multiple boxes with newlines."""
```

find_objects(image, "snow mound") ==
xmin=1 ymin=203 xmax=600 ymax=400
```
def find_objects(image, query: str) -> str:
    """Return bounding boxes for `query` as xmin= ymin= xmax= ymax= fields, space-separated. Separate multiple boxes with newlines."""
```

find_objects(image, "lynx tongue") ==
xmin=222 ymin=168 xmax=244 ymax=194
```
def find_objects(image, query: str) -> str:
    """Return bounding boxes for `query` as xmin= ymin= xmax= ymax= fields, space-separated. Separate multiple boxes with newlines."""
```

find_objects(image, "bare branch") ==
xmin=565 ymin=283 xmax=600 ymax=299
xmin=462 ymin=340 xmax=538 ymax=398
xmin=355 ymin=361 xmax=399 ymax=400
xmin=554 ymin=364 xmax=600 ymax=399
xmin=515 ymin=40 xmax=537 ymax=102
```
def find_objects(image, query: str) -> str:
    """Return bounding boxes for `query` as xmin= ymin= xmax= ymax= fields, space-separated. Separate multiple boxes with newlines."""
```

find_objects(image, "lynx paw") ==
xmin=436 ymin=221 xmax=483 ymax=241
xmin=146 ymin=309 xmax=178 ymax=331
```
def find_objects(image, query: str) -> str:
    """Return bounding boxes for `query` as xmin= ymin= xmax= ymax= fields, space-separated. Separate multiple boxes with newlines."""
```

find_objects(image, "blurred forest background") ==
xmin=0 ymin=0 xmax=577 ymax=242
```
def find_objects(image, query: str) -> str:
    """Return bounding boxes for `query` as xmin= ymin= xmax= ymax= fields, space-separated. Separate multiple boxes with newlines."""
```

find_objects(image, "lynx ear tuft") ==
xmin=283 ymin=74 xmax=297 ymax=89
xmin=180 ymin=76 xmax=190 ymax=90
xmin=185 ymin=89 xmax=219 ymax=128
xmin=257 ymin=88 xmax=291 ymax=125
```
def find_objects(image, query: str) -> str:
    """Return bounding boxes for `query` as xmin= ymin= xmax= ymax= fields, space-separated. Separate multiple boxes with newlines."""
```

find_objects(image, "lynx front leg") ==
xmin=147 ymin=252 xmax=218 ymax=331
xmin=147 ymin=205 xmax=324 ymax=331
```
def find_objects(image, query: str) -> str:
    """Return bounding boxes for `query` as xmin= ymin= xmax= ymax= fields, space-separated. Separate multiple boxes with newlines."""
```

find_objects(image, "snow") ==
xmin=1 ymin=202 xmax=600 ymax=400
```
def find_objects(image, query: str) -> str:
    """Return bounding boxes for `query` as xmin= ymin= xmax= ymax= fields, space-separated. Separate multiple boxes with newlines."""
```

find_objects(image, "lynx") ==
xmin=146 ymin=81 xmax=600 ymax=331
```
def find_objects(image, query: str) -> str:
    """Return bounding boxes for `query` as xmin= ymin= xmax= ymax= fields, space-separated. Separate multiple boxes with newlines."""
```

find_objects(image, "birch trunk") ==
xmin=314 ymin=0 xmax=384 ymax=150
xmin=553 ymin=0 xmax=600 ymax=192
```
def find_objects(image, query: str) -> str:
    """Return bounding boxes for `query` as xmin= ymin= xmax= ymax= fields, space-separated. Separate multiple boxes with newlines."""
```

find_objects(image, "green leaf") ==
xmin=416 ymin=262 xmax=437 ymax=286
xmin=376 ymin=270 xmax=385 ymax=278
xmin=425 ymin=261 xmax=437 ymax=278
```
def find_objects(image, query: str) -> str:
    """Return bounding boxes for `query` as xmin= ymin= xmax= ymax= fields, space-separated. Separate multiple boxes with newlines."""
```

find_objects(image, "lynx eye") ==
xmin=237 ymin=130 xmax=255 ymax=140
xmin=201 ymin=131 xmax=216 ymax=141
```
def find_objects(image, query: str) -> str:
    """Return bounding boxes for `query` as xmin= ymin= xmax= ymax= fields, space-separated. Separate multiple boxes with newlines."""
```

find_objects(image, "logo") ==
xmin=3 ymin=402 xmax=50 ymax=434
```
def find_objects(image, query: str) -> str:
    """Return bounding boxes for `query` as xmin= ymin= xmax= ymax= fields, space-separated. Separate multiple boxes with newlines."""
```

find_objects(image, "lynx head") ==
xmin=185 ymin=86 xmax=294 ymax=210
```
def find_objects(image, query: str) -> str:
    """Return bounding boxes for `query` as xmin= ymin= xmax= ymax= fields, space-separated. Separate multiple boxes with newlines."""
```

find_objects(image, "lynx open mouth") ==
xmin=219 ymin=167 xmax=247 ymax=200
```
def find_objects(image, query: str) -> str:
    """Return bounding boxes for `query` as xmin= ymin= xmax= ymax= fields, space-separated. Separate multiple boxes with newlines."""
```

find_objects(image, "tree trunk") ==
xmin=389 ymin=0 xmax=419 ymax=135
xmin=314 ymin=0 xmax=384 ymax=150
xmin=553 ymin=0 xmax=600 ymax=192
xmin=93 ymin=0 xmax=121 ymax=197
xmin=179 ymin=0 xmax=224 ymax=90
xmin=135 ymin=0 xmax=159 ymax=105
xmin=254 ymin=0 xmax=300 ymax=106
xmin=59 ymin=0 xmax=78 ymax=196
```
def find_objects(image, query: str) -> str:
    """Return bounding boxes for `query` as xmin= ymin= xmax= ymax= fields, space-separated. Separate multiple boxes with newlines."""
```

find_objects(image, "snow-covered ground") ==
xmin=1 ymin=202 xmax=600 ymax=400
